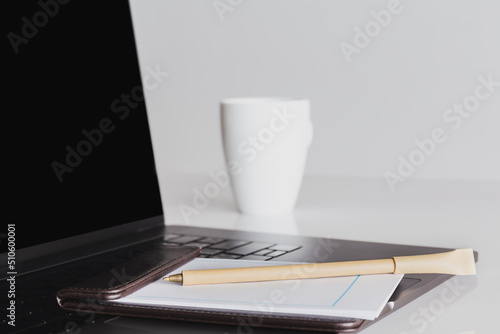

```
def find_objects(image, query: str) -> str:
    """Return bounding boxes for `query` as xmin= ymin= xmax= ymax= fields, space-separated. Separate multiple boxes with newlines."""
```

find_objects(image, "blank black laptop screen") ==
xmin=5 ymin=1 xmax=163 ymax=251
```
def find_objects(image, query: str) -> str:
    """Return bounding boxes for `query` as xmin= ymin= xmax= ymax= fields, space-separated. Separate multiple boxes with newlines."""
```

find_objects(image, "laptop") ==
xmin=3 ymin=1 xmax=465 ymax=333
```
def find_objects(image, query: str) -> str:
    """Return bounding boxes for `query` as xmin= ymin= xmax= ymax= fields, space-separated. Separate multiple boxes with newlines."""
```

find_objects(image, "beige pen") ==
xmin=163 ymin=248 xmax=476 ymax=286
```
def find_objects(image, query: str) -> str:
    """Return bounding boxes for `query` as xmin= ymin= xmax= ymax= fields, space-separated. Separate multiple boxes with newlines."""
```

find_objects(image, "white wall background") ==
xmin=129 ymin=0 xmax=500 ymax=182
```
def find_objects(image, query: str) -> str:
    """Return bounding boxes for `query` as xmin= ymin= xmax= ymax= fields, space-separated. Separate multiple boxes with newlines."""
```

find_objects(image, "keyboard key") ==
xmin=240 ymin=255 xmax=272 ymax=261
xmin=198 ymin=237 xmax=226 ymax=244
xmin=200 ymin=248 xmax=223 ymax=256
xmin=211 ymin=253 xmax=241 ymax=259
xmin=253 ymin=249 xmax=273 ymax=256
xmin=266 ymin=250 xmax=287 ymax=258
xmin=226 ymin=242 xmax=275 ymax=255
xmin=210 ymin=240 xmax=250 ymax=250
xmin=269 ymin=244 xmax=300 ymax=252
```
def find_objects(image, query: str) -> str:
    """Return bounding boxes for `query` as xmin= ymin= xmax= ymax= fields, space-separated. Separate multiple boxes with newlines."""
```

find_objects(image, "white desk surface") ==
xmin=160 ymin=173 xmax=499 ymax=334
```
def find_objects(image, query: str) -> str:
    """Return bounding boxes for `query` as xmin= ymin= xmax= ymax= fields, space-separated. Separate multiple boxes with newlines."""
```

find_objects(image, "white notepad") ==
xmin=112 ymin=258 xmax=403 ymax=320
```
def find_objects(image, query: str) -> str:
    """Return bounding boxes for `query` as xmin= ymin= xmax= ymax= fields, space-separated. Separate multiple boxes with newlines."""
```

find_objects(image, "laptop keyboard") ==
xmin=163 ymin=233 xmax=300 ymax=261
xmin=2 ymin=234 xmax=300 ymax=333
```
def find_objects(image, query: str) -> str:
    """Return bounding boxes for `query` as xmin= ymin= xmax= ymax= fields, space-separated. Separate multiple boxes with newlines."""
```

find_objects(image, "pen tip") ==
xmin=163 ymin=274 xmax=183 ymax=283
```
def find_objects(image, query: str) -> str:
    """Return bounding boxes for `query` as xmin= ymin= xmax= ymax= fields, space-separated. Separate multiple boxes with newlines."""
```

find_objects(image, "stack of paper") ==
xmin=112 ymin=258 xmax=403 ymax=320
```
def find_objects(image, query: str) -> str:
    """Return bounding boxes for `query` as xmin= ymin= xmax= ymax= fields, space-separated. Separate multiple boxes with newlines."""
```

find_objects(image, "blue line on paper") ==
xmin=331 ymin=275 xmax=360 ymax=307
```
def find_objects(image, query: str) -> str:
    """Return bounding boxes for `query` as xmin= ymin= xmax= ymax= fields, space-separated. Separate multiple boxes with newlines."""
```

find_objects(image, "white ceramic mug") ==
xmin=220 ymin=97 xmax=313 ymax=215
